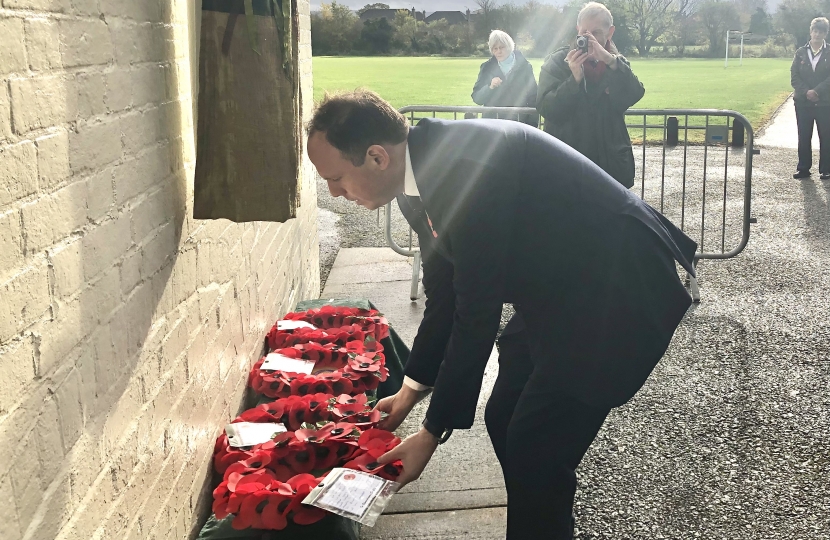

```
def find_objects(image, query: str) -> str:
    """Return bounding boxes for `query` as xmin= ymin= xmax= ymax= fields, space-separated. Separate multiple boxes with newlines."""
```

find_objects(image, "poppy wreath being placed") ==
xmin=212 ymin=426 xmax=403 ymax=530
xmin=212 ymin=467 xmax=326 ymax=530
xmin=282 ymin=305 xmax=390 ymax=341
xmin=249 ymin=339 xmax=389 ymax=399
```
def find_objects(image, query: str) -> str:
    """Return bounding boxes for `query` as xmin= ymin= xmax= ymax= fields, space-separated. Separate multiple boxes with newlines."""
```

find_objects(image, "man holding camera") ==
xmin=537 ymin=2 xmax=644 ymax=188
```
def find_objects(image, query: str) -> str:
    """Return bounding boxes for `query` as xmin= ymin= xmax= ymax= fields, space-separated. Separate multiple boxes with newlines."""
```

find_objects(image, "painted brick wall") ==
xmin=0 ymin=1 xmax=320 ymax=539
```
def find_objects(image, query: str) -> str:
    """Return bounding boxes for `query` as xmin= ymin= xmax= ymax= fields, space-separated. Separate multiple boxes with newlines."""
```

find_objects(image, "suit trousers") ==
xmin=795 ymin=103 xmax=830 ymax=173
xmin=485 ymin=325 xmax=610 ymax=539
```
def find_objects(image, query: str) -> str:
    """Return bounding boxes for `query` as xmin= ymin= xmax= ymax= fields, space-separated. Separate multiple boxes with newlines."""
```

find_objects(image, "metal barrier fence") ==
xmin=384 ymin=105 xmax=757 ymax=302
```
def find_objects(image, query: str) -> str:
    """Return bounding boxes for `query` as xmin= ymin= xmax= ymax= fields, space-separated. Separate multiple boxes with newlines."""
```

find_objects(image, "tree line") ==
xmin=311 ymin=0 xmax=830 ymax=57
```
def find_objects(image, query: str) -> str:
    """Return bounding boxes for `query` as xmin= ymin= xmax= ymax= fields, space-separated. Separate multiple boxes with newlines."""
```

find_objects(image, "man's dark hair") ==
xmin=308 ymin=90 xmax=409 ymax=165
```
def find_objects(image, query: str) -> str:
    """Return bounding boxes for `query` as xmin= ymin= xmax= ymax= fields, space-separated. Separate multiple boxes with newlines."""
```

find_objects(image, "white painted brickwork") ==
xmin=0 ymin=1 xmax=319 ymax=539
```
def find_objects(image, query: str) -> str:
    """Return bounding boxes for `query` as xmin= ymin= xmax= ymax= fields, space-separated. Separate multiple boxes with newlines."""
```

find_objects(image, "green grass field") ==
xmin=313 ymin=57 xmax=793 ymax=130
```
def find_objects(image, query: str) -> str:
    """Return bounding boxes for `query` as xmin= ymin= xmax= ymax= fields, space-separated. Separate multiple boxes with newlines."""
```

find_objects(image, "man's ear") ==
xmin=366 ymin=145 xmax=391 ymax=170
xmin=607 ymin=25 xmax=615 ymax=41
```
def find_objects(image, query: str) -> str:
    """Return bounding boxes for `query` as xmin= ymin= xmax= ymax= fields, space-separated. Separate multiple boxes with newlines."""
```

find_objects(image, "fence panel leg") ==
xmin=688 ymin=271 xmax=701 ymax=303
xmin=410 ymin=251 xmax=421 ymax=301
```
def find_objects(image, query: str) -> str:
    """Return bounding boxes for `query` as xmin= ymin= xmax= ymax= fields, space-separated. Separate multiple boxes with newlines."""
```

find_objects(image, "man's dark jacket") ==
xmin=537 ymin=47 xmax=644 ymax=188
xmin=791 ymin=42 xmax=830 ymax=106
xmin=471 ymin=50 xmax=539 ymax=126
xmin=398 ymin=118 xmax=696 ymax=430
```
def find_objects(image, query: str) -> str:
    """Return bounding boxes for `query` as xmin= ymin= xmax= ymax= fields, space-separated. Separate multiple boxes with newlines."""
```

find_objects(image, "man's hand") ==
xmin=490 ymin=77 xmax=503 ymax=89
xmin=585 ymin=32 xmax=615 ymax=66
xmin=808 ymin=89 xmax=820 ymax=102
xmin=377 ymin=428 xmax=439 ymax=488
xmin=565 ymin=48 xmax=588 ymax=83
xmin=374 ymin=385 xmax=428 ymax=431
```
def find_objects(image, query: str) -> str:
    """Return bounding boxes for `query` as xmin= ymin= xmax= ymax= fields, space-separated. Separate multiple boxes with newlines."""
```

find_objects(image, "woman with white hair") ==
xmin=471 ymin=30 xmax=539 ymax=125
xmin=537 ymin=2 xmax=644 ymax=188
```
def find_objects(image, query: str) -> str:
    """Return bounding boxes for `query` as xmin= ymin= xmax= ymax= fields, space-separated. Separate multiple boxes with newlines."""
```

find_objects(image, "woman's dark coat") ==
xmin=537 ymin=46 xmax=644 ymax=188
xmin=791 ymin=42 xmax=830 ymax=106
xmin=471 ymin=50 xmax=539 ymax=126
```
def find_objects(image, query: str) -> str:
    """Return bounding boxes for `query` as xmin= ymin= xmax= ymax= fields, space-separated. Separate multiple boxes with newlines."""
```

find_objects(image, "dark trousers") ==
xmin=485 ymin=324 xmax=610 ymax=540
xmin=795 ymin=104 xmax=830 ymax=173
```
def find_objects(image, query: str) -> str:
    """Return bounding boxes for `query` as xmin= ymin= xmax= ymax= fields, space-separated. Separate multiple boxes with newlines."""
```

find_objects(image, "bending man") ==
xmin=307 ymin=90 xmax=696 ymax=539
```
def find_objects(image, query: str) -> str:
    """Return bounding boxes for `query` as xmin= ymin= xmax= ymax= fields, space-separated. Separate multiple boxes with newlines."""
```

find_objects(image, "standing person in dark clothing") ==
xmin=306 ymin=90 xmax=697 ymax=540
xmin=472 ymin=30 xmax=539 ymax=126
xmin=791 ymin=17 xmax=830 ymax=180
xmin=537 ymin=2 xmax=644 ymax=188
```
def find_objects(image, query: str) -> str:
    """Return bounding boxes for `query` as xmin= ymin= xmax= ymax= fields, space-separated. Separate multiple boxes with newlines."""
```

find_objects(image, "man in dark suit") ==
xmin=307 ymin=90 xmax=696 ymax=539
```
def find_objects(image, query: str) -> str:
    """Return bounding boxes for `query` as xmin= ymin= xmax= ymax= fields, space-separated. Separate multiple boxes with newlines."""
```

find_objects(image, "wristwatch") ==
xmin=422 ymin=417 xmax=453 ymax=444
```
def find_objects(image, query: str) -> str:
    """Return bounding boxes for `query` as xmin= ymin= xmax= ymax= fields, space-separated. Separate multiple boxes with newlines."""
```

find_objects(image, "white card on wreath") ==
xmin=317 ymin=469 xmax=387 ymax=517
xmin=277 ymin=320 xmax=318 ymax=331
xmin=261 ymin=352 xmax=316 ymax=374
xmin=225 ymin=422 xmax=287 ymax=447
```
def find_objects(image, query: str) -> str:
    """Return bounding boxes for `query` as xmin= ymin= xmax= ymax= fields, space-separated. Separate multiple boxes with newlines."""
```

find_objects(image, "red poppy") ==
xmin=358 ymin=429 xmax=400 ymax=458
xmin=283 ymin=443 xmax=316 ymax=474
xmin=311 ymin=440 xmax=342 ymax=470
xmin=310 ymin=379 xmax=333 ymax=395
xmin=327 ymin=422 xmax=360 ymax=441
xmin=230 ymin=469 xmax=279 ymax=494
xmin=334 ymin=438 xmax=360 ymax=463
xmin=231 ymin=489 xmax=270 ymax=530
xmin=271 ymin=463 xmax=295 ymax=482
xmin=336 ymin=393 xmax=367 ymax=406
xmin=287 ymin=400 xmax=311 ymax=430
xmin=306 ymin=393 xmax=332 ymax=423
xmin=260 ymin=431 xmax=295 ymax=459
xmin=294 ymin=423 xmax=335 ymax=444
xmin=212 ymin=484 xmax=231 ymax=519
xmin=259 ymin=493 xmax=289 ymax=530
xmin=346 ymin=337 xmax=385 ymax=355
xmin=343 ymin=451 xmax=384 ymax=474
xmin=254 ymin=399 xmax=291 ymax=423
xmin=347 ymin=355 xmax=382 ymax=373
xmin=240 ymin=450 xmax=273 ymax=470
xmin=234 ymin=408 xmax=279 ymax=424
xmin=322 ymin=372 xmax=354 ymax=396
xmin=289 ymin=375 xmax=315 ymax=397
xmin=344 ymin=409 xmax=382 ymax=428
xmin=376 ymin=459 xmax=404 ymax=481
xmin=332 ymin=396 xmax=367 ymax=419
xmin=213 ymin=434 xmax=252 ymax=474
xmin=279 ymin=473 xmax=326 ymax=526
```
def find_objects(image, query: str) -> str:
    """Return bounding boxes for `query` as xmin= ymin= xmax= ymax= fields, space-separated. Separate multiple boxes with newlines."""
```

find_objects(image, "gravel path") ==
xmin=315 ymin=144 xmax=829 ymax=539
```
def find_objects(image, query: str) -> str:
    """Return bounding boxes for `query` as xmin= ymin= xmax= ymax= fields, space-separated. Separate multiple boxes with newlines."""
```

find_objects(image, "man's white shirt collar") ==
xmin=404 ymin=144 xmax=420 ymax=197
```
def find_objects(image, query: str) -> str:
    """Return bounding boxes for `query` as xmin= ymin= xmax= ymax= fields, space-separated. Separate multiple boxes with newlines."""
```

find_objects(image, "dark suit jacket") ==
xmin=791 ymin=42 xmax=830 ymax=106
xmin=398 ymin=118 xmax=697 ymax=430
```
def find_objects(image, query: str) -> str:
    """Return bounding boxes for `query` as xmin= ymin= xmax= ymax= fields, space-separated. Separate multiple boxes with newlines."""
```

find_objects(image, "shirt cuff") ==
xmin=403 ymin=376 xmax=432 ymax=392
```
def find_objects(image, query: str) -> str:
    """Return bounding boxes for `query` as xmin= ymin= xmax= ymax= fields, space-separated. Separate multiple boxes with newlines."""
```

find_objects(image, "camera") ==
xmin=575 ymin=35 xmax=589 ymax=53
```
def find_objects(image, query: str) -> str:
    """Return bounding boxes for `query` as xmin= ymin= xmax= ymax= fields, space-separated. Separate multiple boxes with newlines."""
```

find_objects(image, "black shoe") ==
xmin=793 ymin=170 xmax=811 ymax=179
xmin=821 ymin=173 xmax=830 ymax=180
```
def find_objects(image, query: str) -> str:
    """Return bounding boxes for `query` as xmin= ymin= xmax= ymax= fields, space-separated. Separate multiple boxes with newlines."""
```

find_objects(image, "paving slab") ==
xmin=756 ymin=94 xmax=818 ymax=149
xmin=362 ymin=508 xmax=507 ymax=540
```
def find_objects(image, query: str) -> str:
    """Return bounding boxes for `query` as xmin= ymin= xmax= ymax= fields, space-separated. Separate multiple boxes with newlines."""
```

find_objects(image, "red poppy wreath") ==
xmin=249 ymin=338 xmax=389 ymax=399
xmin=212 ymin=425 xmax=403 ymax=530
xmin=214 ymin=394 xmax=384 ymax=474
xmin=282 ymin=305 xmax=390 ymax=341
